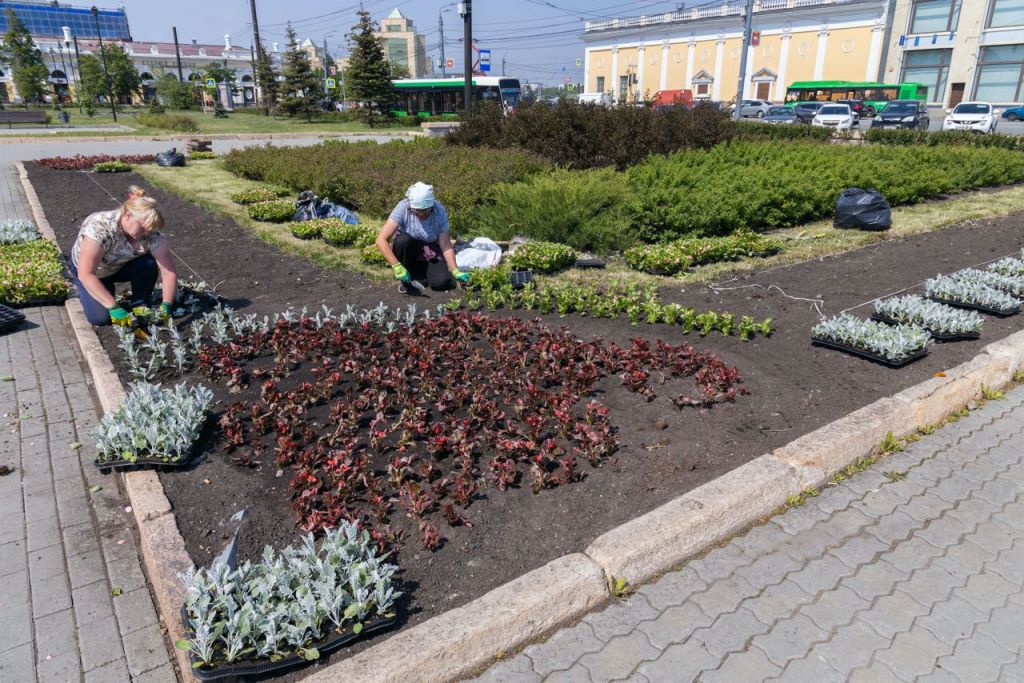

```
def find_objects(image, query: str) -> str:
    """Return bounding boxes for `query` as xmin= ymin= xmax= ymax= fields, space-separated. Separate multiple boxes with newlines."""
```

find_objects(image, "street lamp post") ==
xmin=90 ymin=6 xmax=117 ymax=121
xmin=459 ymin=0 xmax=472 ymax=112
xmin=321 ymin=31 xmax=336 ymax=102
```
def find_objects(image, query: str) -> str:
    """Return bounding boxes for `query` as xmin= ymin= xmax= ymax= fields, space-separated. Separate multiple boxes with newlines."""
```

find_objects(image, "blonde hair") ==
xmin=121 ymin=185 xmax=164 ymax=232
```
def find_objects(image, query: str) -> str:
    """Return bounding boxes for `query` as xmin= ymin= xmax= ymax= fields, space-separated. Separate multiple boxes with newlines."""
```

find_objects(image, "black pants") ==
xmin=393 ymin=232 xmax=455 ymax=291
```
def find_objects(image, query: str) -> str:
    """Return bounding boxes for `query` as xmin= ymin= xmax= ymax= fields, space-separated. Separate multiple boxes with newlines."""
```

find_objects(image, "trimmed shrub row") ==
xmin=865 ymin=128 xmax=1024 ymax=150
xmin=626 ymin=140 xmax=1024 ymax=240
xmin=222 ymin=138 xmax=550 ymax=233
xmin=137 ymin=111 xmax=200 ymax=132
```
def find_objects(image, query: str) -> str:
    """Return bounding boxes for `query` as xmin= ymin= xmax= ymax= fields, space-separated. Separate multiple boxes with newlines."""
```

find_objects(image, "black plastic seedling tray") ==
xmin=811 ymin=337 xmax=929 ymax=368
xmin=509 ymin=269 xmax=534 ymax=289
xmin=870 ymin=314 xmax=981 ymax=342
xmin=574 ymin=258 xmax=606 ymax=269
xmin=0 ymin=304 xmax=26 ymax=333
xmin=927 ymin=296 xmax=1019 ymax=318
xmin=182 ymin=607 xmax=397 ymax=681
xmin=95 ymin=453 xmax=194 ymax=474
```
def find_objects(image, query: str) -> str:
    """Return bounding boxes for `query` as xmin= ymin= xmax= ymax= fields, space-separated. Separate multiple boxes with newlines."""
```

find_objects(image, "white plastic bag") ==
xmin=455 ymin=237 xmax=503 ymax=270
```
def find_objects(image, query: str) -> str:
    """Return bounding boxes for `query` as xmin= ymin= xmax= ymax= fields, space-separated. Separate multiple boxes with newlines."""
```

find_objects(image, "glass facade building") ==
xmin=0 ymin=2 xmax=130 ymax=40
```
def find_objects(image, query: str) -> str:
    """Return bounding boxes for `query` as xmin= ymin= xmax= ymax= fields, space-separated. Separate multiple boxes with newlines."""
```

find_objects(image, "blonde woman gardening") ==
xmin=375 ymin=181 xmax=470 ymax=293
xmin=70 ymin=185 xmax=178 ymax=327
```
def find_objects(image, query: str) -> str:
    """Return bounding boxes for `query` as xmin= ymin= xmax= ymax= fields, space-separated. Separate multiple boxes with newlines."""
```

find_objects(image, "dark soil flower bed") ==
xmin=27 ymin=163 xmax=1024 ymax=670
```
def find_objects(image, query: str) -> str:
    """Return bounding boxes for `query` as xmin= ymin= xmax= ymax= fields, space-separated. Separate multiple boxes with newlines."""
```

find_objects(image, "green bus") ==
xmin=784 ymin=81 xmax=928 ymax=116
xmin=391 ymin=77 xmax=522 ymax=117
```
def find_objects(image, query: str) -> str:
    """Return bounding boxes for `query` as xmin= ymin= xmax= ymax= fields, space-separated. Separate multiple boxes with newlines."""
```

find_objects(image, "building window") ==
xmin=901 ymin=49 xmax=952 ymax=103
xmin=386 ymin=25 xmax=401 ymax=32
xmin=909 ymin=0 xmax=961 ymax=33
xmin=990 ymin=0 xmax=1024 ymax=28
xmin=595 ymin=76 xmax=605 ymax=92
xmin=975 ymin=44 xmax=1024 ymax=102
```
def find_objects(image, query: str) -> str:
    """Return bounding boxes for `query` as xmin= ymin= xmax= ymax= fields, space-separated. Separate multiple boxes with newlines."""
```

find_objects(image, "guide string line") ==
xmin=707 ymin=249 xmax=1023 ymax=321
xmin=80 ymin=170 xmax=210 ymax=287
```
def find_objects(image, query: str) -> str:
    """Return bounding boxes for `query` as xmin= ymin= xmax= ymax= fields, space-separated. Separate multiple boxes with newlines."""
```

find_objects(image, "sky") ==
xmin=107 ymin=0 xmax=696 ymax=86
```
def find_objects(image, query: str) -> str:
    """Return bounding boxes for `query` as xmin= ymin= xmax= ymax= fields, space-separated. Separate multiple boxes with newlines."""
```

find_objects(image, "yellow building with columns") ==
xmin=581 ymin=0 xmax=890 ymax=104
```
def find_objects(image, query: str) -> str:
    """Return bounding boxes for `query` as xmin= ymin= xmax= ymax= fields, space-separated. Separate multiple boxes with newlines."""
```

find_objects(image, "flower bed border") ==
xmin=870 ymin=312 xmax=981 ymax=342
xmin=24 ymin=161 xmax=1024 ymax=683
xmin=95 ymin=452 xmax=196 ymax=474
xmin=810 ymin=335 xmax=930 ymax=368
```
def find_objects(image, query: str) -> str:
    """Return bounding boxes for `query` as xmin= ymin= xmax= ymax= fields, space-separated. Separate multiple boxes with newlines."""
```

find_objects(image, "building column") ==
xmin=685 ymin=39 xmax=696 ymax=89
xmin=776 ymin=33 xmax=792 ymax=103
xmin=585 ymin=48 xmax=592 ymax=92
xmin=743 ymin=42 xmax=755 ymax=100
xmin=813 ymin=30 xmax=829 ymax=80
xmin=865 ymin=25 xmax=885 ymax=82
xmin=610 ymin=46 xmax=619 ymax=102
xmin=636 ymin=45 xmax=646 ymax=101
xmin=660 ymin=41 xmax=670 ymax=91
xmin=712 ymin=38 xmax=725 ymax=100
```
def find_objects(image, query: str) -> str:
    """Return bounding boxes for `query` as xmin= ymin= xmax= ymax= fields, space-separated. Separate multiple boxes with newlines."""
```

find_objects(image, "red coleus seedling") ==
xmin=209 ymin=310 xmax=749 ymax=555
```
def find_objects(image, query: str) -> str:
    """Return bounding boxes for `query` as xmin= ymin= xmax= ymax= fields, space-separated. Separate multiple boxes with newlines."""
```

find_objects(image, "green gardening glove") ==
xmin=452 ymin=268 xmax=470 ymax=284
xmin=108 ymin=306 xmax=133 ymax=327
xmin=392 ymin=263 xmax=411 ymax=283
xmin=155 ymin=301 xmax=172 ymax=323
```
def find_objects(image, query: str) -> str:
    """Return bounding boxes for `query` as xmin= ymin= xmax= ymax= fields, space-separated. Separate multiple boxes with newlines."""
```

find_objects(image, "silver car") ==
xmin=738 ymin=99 xmax=772 ymax=118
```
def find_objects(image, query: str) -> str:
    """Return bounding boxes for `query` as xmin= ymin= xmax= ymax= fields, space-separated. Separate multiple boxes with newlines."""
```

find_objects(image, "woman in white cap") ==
xmin=375 ymin=181 xmax=470 ymax=293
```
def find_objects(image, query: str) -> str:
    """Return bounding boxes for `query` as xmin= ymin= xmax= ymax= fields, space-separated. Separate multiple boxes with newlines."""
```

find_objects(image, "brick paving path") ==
xmin=477 ymin=388 xmax=1024 ymax=682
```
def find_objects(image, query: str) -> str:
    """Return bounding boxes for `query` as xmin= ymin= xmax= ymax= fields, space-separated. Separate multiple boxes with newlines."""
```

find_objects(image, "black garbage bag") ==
xmin=293 ymin=189 xmax=359 ymax=224
xmin=834 ymin=188 xmax=891 ymax=231
xmin=154 ymin=147 xmax=186 ymax=167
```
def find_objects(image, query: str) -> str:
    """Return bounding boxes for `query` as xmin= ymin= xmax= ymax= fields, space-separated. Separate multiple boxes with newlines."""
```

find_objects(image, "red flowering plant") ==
xmin=199 ymin=311 xmax=749 ymax=553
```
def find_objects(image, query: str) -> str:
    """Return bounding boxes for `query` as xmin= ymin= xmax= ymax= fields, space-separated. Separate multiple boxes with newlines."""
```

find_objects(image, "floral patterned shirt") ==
xmin=71 ymin=209 xmax=165 ymax=279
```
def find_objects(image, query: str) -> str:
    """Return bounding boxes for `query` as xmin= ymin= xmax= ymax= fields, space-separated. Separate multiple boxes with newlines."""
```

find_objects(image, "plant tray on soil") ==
xmin=574 ymin=258 xmax=606 ymax=269
xmin=508 ymin=269 xmax=535 ymax=289
xmin=927 ymin=296 xmax=1020 ymax=317
xmin=870 ymin=314 xmax=980 ymax=342
xmin=0 ymin=304 xmax=26 ymax=333
xmin=94 ymin=452 xmax=196 ymax=474
xmin=182 ymin=606 xmax=396 ymax=682
xmin=810 ymin=337 xmax=929 ymax=368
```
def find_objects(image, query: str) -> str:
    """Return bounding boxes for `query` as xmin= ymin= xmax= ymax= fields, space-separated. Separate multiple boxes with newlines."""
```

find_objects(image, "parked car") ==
xmin=812 ymin=104 xmax=857 ymax=130
xmin=943 ymin=102 xmax=998 ymax=134
xmin=871 ymin=100 xmax=930 ymax=130
xmin=836 ymin=99 xmax=870 ymax=118
xmin=763 ymin=106 xmax=798 ymax=124
xmin=1001 ymin=105 xmax=1024 ymax=121
xmin=649 ymin=89 xmax=694 ymax=110
xmin=738 ymin=99 xmax=772 ymax=118
xmin=793 ymin=101 xmax=825 ymax=124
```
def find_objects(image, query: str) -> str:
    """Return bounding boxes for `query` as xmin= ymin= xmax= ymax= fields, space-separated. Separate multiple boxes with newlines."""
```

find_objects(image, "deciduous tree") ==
xmin=1 ymin=8 xmax=48 ymax=105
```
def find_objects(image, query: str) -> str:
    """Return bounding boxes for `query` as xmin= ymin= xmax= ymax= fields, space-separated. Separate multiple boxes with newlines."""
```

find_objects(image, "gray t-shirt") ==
xmin=388 ymin=198 xmax=449 ymax=243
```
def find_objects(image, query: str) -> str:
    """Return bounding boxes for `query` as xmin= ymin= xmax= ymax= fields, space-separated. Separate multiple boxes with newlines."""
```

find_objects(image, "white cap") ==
xmin=406 ymin=182 xmax=435 ymax=209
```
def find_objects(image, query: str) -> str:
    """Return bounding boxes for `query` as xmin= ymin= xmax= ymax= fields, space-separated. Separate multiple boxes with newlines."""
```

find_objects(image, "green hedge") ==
xmin=626 ymin=140 xmax=1024 ymax=240
xmin=624 ymin=230 xmax=783 ymax=275
xmin=137 ymin=111 xmax=199 ymax=132
xmin=222 ymin=138 xmax=550 ymax=233
xmin=736 ymin=120 xmax=834 ymax=142
xmin=865 ymin=128 xmax=1024 ymax=150
xmin=506 ymin=241 xmax=577 ymax=273
xmin=447 ymin=100 xmax=735 ymax=170
xmin=467 ymin=168 xmax=635 ymax=254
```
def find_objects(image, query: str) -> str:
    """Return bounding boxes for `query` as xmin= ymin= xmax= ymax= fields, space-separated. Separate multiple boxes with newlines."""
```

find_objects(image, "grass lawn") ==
xmin=39 ymin=108 xmax=414 ymax=137
xmin=136 ymin=160 xmax=1024 ymax=289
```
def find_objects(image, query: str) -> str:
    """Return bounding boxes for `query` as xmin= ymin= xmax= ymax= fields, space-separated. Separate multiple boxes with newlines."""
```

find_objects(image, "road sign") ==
xmin=576 ymin=57 xmax=582 ymax=66
xmin=326 ymin=78 xmax=336 ymax=89
xmin=750 ymin=31 xmax=761 ymax=47
xmin=328 ymin=66 xmax=336 ymax=76
xmin=446 ymin=57 xmax=455 ymax=69
xmin=563 ymin=76 xmax=572 ymax=84
xmin=479 ymin=49 xmax=491 ymax=72
xmin=205 ymin=78 xmax=216 ymax=87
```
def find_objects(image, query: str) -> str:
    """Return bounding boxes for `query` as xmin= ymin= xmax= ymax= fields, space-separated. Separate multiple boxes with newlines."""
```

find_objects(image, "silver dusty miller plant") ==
xmin=951 ymin=268 xmax=1024 ymax=297
xmin=91 ymin=382 xmax=213 ymax=464
xmin=874 ymin=295 xmax=983 ymax=337
xmin=925 ymin=274 xmax=1021 ymax=314
xmin=0 ymin=219 xmax=40 ymax=244
xmin=812 ymin=314 xmax=931 ymax=362
xmin=178 ymin=521 xmax=401 ymax=668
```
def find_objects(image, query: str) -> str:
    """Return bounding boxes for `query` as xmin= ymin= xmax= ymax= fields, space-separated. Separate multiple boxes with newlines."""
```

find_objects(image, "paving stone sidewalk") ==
xmin=0 ymin=154 xmax=174 ymax=680
xmin=477 ymin=388 xmax=1024 ymax=682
